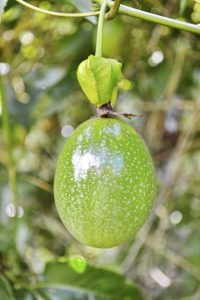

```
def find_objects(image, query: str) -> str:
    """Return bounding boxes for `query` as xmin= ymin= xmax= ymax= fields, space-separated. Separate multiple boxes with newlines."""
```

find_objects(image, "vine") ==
xmin=95 ymin=0 xmax=200 ymax=34
xmin=15 ymin=0 xmax=200 ymax=34
xmin=15 ymin=0 xmax=99 ymax=17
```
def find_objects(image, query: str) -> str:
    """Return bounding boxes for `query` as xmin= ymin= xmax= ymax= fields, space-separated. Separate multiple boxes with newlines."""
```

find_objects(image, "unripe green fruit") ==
xmin=54 ymin=118 xmax=156 ymax=248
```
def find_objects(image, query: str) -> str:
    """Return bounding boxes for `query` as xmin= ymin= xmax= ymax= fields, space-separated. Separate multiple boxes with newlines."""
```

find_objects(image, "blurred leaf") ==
xmin=3 ymin=67 xmax=66 ymax=126
xmin=4 ymin=81 xmax=41 ymax=127
xmin=57 ymin=30 xmax=93 ymax=61
xmin=179 ymin=0 xmax=192 ymax=15
xmin=38 ymin=288 xmax=105 ymax=300
xmin=70 ymin=0 xmax=96 ymax=23
xmin=25 ymin=67 xmax=66 ymax=90
xmin=1 ymin=5 xmax=21 ymax=22
xmin=3 ymin=0 xmax=15 ymax=11
xmin=0 ymin=0 xmax=8 ymax=19
xmin=183 ymin=231 xmax=200 ymax=265
xmin=0 ymin=275 xmax=15 ymax=300
xmin=15 ymin=289 xmax=34 ymax=300
xmin=0 ymin=225 xmax=12 ymax=252
xmin=38 ymin=261 xmax=142 ymax=300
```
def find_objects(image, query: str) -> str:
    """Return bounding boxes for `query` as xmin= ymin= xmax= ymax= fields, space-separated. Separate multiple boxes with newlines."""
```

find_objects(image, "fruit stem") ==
xmin=95 ymin=0 xmax=108 ymax=57
xmin=97 ymin=102 xmax=143 ymax=119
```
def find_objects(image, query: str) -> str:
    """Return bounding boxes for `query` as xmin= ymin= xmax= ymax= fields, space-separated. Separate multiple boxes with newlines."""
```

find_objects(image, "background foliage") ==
xmin=0 ymin=0 xmax=200 ymax=299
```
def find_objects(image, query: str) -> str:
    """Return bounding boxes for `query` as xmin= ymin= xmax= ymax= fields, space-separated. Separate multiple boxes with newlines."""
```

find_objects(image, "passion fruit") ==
xmin=54 ymin=118 xmax=156 ymax=248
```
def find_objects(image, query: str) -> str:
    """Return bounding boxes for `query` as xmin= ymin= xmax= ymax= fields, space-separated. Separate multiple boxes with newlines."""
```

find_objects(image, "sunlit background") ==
xmin=0 ymin=1 xmax=200 ymax=299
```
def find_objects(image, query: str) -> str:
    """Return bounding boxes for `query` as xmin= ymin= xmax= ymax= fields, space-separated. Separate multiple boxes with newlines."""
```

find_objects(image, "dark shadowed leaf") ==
xmin=15 ymin=289 xmax=34 ymax=300
xmin=0 ymin=275 xmax=15 ymax=300
xmin=38 ymin=261 xmax=143 ymax=300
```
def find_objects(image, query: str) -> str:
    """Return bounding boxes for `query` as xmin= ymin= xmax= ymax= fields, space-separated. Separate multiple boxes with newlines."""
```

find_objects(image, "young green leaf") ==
xmin=77 ymin=55 xmax=123 ymax=107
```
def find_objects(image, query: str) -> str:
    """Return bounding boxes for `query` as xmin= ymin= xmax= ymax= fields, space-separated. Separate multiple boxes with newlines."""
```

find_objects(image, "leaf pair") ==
xmin=77 ymin=55 xmax=123 ymax=107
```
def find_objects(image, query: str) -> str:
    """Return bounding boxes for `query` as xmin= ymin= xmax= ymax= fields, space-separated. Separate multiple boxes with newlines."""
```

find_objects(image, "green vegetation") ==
xmin=0 ymin=0 xmax=200 ymax=299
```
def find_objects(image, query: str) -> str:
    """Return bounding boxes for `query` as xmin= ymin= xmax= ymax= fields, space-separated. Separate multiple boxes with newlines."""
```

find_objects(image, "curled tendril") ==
xmin=106 ymin=0 xmax=121 ymax=20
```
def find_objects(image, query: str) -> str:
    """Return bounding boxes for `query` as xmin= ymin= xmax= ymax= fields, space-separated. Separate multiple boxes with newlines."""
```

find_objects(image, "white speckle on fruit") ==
xmin=105 ymin=123 xmax=121 ymax=136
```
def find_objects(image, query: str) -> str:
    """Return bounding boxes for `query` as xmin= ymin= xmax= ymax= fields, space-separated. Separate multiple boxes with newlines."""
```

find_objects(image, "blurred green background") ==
xmin=0 ymin=1 xmax=200 ymax=299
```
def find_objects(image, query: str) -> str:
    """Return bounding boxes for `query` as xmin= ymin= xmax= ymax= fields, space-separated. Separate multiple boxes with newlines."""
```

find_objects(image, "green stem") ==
xmin=0 ymin=77 xmax=18 ymax=206
xmin=95 ymin=0 xmax=108 ymax=57
xmin=16 ymin=0 xmax=200 ymax=34
xmin=94 ymin=0 xmax=200 ymax=34
xmin=16 ymin=0 xmax=99 ymax=18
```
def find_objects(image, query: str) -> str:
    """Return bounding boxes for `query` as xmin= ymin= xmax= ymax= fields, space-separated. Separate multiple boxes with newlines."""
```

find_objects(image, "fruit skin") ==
xmin=54 ymin=118 xmax=156 ymax=248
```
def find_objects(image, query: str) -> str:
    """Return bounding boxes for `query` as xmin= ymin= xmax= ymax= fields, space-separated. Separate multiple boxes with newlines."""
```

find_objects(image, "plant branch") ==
xmin=94 ymin=0 xmax=200 ymax=34
xmin=16 ymin=0 xmax=200 ymax=34
xmin=16 ymin=0 xmax=99 ymax=18
xmin=95 ymin=0 xmax=108 ymax=57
